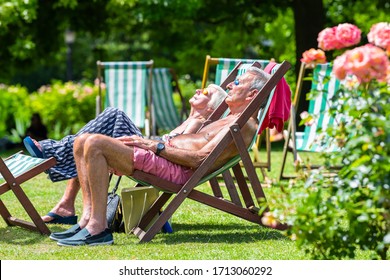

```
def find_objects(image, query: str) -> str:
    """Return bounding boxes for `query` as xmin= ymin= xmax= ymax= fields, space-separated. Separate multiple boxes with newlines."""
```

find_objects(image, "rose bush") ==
xmin=269 ymin=22 xmax=390 ymax=260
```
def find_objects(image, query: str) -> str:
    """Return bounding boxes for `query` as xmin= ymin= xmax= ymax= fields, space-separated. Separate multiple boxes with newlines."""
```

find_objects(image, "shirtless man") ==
xmin=52 ymin=67 xmax=270 ymax=246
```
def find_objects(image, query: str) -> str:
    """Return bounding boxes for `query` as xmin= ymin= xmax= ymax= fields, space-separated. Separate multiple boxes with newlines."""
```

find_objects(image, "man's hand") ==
xmin=116 ymin=135 xmax=157 ymax=151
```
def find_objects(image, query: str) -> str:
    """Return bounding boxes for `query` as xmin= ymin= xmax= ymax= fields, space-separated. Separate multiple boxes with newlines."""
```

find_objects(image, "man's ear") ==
xmin=247 ymin=88 xmax=258 ymax=100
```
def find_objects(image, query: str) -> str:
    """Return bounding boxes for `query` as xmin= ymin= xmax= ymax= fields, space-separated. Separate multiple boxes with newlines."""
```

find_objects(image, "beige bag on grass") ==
xmin=121 ymin=186 xmax=160 ymax=234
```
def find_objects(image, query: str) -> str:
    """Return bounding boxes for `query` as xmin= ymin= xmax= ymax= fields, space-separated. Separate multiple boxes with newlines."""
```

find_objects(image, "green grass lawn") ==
xmin=0 ymin=142 xmax=372 ymax=260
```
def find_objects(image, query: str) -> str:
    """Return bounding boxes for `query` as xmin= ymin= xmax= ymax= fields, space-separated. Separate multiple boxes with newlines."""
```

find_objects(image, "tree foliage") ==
xmin=1 ymin=0 xmax=388 ymax=90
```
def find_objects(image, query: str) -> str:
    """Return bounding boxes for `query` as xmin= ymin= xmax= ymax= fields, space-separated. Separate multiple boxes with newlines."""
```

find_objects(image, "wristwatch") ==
xmin=155 ymin=142 xmax=165 ymax=156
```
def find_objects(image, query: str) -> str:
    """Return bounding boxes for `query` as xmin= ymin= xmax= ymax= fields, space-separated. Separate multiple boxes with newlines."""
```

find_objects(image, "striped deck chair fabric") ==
xmin=214 ymin=58 xmax=269 ymax=86
xmin=0 ymin=153 xmax=48 ymax=180
xmin=295 ymin=63 xmax=342 ymax=153
xmin=98 ymin=61 xmax=153 ymax=130
xmin=0 ymin=152 xmax=56 ymax=234
xmin=151 ymin=68 xmax=182 ymax=131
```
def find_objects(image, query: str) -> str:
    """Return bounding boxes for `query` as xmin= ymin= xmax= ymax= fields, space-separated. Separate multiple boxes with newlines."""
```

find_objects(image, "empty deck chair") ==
xmin=129 ymin=60 xmax=291 ymax=242
xmin=279 ymin=62 xmax=342 ymax=180
xmin=0 ymin=153 xmax=56 ymax=234
xmin=151 ymin=68 xmax=187 ymax=134
xmin=96 ymin=60 xmax=154 ymax=137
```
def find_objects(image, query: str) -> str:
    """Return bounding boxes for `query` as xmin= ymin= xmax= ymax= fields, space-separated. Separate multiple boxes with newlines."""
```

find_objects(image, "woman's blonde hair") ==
xmin=207 ymin=84 xmax=227 ymax=109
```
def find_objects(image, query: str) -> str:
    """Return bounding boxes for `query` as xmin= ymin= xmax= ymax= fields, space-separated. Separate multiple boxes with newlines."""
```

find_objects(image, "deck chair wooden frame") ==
xmin=279 ymin=62 xmax=342 ymax=181
xmin=151 ymin=68 xmax=188 ymax=135
xmin=201 ymin=55 xmax=273 ymax=176
xmin=96 ymin=60 xmax=154 ymax=137
xmin=0 ymin=152 xmax=56 ymax=234
xmin=130 ymin=60 xmax=291 ymax=242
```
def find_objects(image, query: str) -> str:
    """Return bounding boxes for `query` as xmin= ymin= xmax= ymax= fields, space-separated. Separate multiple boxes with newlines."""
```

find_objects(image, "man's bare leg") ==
xmin=54 ymin=134 xmax=136 ymax=245
xmin=73 ymin=133 xmax=94 ymax=229
xmin=81 ymin=134 xmax=136 ymax=235
xmin=42 ymin=178 xmax=80 ymax=222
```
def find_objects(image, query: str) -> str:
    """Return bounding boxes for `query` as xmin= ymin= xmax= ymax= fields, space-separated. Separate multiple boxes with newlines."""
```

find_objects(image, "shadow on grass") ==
xmin=131 ymin=222 xmax=288 ymax=244
xmin=0 ymin=224 xmax=66 ymax=245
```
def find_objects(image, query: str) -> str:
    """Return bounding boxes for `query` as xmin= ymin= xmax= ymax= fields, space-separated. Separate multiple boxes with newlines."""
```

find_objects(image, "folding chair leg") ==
xmin=265 ymin=128 xmax=271 ymax=172
xmin=135 ymin=197 xmax=181 ymax=242
xmin=232 ymin=164 xmax=255 ymax=208
xmin=278 ymin=130 xmax=291 ymax=181
xmin=0 ymin=184 xmax=50 ymax=235
xmin=222 ymin=170 xmax=242 ymax=206
xmin=278 ymin=116 xmax=300 ymax=181
xmin=0 ymin=199 xmax=13 ymax=226
xmin=136 ymin=192 xmax=172 ymax=230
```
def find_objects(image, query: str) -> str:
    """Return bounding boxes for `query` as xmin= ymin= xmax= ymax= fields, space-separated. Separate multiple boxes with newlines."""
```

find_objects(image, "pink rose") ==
xmin=335 ymin=23 xmax=361 ymax=48
xmin=367 ymin=22 xmax=390 ymax=52
xmin=377 ymin=64 xmax=390 ymax=84
xmin=300 ymin=48 xmax=327 ymax=67
xmin=333 ymin=54 xmax=348 ymax=80
xmin=318 ymin=27 xmax=343 ymax=50
xmin=333 ymin=44 xmax=389 ymax=83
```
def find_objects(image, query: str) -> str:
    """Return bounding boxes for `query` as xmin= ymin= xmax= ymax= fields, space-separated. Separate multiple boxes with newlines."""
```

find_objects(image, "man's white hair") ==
xmin=246 ymin=67 xmax=271 ymax=90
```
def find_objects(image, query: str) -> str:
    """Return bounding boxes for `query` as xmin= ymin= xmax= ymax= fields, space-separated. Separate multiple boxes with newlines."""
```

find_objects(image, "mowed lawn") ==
xmin=0 ymin=142 xmax=372 ymax=260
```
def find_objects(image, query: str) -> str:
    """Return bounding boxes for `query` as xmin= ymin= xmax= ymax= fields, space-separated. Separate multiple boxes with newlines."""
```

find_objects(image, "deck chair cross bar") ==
xmin=131 ymin=60 xmax=291 ymax=242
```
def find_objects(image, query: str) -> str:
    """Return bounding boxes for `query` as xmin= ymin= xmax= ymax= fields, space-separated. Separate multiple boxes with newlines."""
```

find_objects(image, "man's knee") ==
xmin=74 ymin=133 xmax=93 ymax=155
xmin=83 ymin=134 xmax=108 ymax=158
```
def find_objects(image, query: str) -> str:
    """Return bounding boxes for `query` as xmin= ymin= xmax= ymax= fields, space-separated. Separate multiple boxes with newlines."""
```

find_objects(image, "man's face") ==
xmin=225 ymin=72 xmax=255 ymax=107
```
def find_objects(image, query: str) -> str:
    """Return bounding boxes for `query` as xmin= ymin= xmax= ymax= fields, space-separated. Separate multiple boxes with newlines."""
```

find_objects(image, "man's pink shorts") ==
xmin=133 ymin=147 xmax=194 ymax=185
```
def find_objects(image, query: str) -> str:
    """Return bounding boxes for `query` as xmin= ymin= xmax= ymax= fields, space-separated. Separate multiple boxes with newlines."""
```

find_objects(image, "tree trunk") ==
xmin=292 ymin=0 xmax=326 ymax=130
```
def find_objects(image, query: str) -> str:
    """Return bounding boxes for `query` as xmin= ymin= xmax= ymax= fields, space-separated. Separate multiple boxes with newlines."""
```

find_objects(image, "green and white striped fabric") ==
xmin=295 ymin=63 xmax=342 ymax=152
xmin=103 ymin=61 xmax=152 ymax=129
xmin=215 ymin=58 xmax=270 ymax=85
xmin=151 ymin=68 xmax=181 ymax=131
xmin=0 ymin=154 xmax=46 ymax=180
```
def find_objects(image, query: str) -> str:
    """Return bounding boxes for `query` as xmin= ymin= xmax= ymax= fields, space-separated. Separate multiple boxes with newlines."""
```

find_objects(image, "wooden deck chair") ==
xmin=0 ymin=153 xmax=56 ymax=234
xmin=279 ymin=62 xmax=342 ymax=180
xmin=96 ymin=60 xmax=154 ymax=137
xmin=151 ymin=68 xmax=187 ymax=134
xmin=129 ymin=60 xmax=291 ymax=242
xmin=201 ymin=55 xmax=273 ymax=176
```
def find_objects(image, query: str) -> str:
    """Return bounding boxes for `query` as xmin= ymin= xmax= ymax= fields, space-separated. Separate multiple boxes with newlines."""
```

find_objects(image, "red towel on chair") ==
xmin=259 ymin=62 xmax=291 ymax=134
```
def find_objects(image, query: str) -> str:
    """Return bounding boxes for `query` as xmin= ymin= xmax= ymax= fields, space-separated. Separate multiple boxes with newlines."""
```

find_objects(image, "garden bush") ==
xmin=0 ymin=84 xmax=32 ymax=141
xmin=0 ymin=80 xmax=98 ymax=142
xmin=30 ymin=80 xmax=97 ymax=139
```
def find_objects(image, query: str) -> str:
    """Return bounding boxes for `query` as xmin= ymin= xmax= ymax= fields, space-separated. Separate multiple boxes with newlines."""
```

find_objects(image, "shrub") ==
xmin=0 ymin=80 xmax=98 ymax=142
xmin=29 ymin=80 xmax=97 ymax=139
xmin=0 ymin=84 xmax=32 ymax=139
